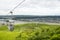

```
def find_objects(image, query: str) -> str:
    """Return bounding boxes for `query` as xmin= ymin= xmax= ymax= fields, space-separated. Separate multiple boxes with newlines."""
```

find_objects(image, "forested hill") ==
xmin=0 ymin=15 xmax=60 ymax=23
xmin=0 ymin=15 xmax=60 ymax=19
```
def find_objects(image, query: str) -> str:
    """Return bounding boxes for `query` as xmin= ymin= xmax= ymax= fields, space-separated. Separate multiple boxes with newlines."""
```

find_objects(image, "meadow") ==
xmin=0 ymin=23 xmax=60 ymax=40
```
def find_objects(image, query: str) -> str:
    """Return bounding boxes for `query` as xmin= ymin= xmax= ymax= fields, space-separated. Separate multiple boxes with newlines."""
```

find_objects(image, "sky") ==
xmin=0 ymin=0 xmax=60 ymax=16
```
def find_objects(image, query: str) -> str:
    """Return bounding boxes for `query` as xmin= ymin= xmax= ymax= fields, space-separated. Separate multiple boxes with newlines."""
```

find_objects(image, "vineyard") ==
xmin=0 ymin=23 xmax=60 ymax=40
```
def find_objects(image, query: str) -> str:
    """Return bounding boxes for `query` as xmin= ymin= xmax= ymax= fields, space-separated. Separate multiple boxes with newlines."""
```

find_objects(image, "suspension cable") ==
xmin=10 ymin=0 xmax=25 ymax=12
xmin=7 ymin=0 xmax=25 ymax=18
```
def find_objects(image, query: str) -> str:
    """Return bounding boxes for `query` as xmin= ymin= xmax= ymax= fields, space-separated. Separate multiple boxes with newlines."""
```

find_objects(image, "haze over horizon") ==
xmin=0 ymin=0 xmax=60 ymax=16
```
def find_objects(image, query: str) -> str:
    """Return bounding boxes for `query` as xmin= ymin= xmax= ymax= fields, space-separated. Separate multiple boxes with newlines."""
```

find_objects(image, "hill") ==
xmin=0 ymin=23 xmax=60 ymax=40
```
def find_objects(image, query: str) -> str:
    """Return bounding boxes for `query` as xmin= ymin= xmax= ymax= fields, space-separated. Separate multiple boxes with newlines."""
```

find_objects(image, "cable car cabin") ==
xmin=8 ymin=23 xmax=14 ymax=31
xmin=7 ymin=19 xmax=14 ymax=31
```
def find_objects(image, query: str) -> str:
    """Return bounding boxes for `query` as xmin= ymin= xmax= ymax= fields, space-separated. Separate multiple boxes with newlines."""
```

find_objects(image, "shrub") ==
xmin=50 ymin=34 xmax=60 ymax=40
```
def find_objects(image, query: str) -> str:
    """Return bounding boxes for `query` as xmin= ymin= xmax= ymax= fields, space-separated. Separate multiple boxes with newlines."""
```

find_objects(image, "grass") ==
xmin=0 ymin=23 xmax=60 ymax=40
xmin=0 ymin=31 xmax=19 ymax=40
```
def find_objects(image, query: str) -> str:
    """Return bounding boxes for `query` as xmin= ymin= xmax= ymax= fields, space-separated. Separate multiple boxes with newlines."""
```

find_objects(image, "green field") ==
xmin=0 ymin=23 xmax=60 ymax=40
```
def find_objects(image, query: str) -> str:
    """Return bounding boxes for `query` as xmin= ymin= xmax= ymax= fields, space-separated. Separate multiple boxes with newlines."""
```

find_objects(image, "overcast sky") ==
xmin=0 ymin=0 xmax=60 ymax=16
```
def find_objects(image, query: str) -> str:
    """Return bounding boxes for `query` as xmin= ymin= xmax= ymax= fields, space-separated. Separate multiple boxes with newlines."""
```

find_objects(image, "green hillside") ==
xmin=0 ymin=23 xmax=60 ymax=40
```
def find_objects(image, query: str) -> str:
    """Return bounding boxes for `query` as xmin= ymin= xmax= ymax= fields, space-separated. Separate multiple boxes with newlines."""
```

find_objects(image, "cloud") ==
xmin=0 ymin=0 xmax=60 ymax=15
